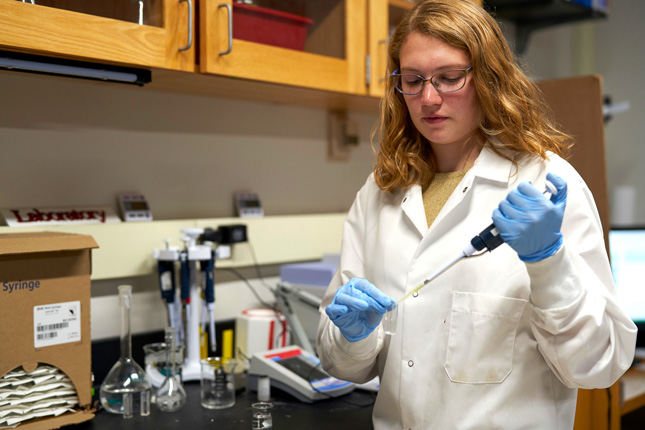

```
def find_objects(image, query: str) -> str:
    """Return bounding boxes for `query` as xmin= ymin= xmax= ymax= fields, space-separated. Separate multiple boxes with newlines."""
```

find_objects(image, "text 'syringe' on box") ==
xmin=0 ymin=232 xmax=98 ymax=429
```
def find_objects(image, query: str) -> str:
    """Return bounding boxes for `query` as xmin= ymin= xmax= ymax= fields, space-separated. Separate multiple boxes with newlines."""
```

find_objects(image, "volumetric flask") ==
xmin=156 ymin=327 xmax=187 ymax=412
xmin=99 ymin=285 xmax=151 ymax=417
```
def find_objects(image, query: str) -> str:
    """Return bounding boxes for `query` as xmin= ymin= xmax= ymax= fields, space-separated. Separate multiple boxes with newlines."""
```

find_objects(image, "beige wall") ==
xmin=0 ymin=73 xmax=376 ymax=220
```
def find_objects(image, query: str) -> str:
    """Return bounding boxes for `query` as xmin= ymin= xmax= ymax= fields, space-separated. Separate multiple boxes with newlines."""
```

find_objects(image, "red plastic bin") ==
xmin=232 ymin=3 xmax=314 ymax=51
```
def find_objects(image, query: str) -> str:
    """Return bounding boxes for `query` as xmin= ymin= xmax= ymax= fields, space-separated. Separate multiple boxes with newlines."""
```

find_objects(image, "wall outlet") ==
xmin=216 ymin=245 xmax=232 ymax=259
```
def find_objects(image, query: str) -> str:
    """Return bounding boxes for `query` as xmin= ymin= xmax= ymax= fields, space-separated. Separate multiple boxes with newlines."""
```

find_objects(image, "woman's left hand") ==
xmin=492 ymin=172 xmax=567 ymax=262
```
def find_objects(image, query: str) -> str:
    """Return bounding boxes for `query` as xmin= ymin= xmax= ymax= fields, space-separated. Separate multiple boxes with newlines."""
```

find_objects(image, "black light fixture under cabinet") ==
xmin=0 ymin=51 xmax=152 ymax=86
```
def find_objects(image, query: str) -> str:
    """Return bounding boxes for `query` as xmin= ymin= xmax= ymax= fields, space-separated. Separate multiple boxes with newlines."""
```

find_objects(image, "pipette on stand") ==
xmin=197 ymin=230 xmax=223 ymax=353
xmin=157 ymin=253 xmax=178 ymax=326
xmin=398 ymin=180 xmax=557 ymax=304
xmin=154 ymin=239 xmax=182 ymax=342
xmin=179 ymin=242 xmax=191 ymax=344
xmin=155 ymin=239 xmax=178 ymax=327
xmin=200 ymin=249 xmax=216 ymax=353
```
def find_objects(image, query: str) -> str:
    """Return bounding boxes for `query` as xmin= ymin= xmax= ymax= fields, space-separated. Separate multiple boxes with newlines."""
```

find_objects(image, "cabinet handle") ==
xmin=218 ymin=3 xmax=233 ymax=56
xmin=378 ymin=39 xmax=389 ymax=82
xmin=179 ymin=0 xmax=193 ymax=52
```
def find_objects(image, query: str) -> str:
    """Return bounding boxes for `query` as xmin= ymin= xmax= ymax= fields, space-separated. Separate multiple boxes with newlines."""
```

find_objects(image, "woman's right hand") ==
xmin=325 ymin=278 xmax=395 ymax=342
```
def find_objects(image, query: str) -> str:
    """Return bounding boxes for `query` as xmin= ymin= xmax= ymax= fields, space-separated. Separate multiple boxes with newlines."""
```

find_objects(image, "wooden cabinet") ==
xmin=367 ymin=0 xmax=410 ymax=97
xmin=198 ymin=0 xmax=476 ymax=96
xmin=0 ymin=0 xmax=195 ymax=71
xmin=199 ymin=0 xmax=366 ymax=94
xmin=1 ymin=0 xmax=491 ymax=100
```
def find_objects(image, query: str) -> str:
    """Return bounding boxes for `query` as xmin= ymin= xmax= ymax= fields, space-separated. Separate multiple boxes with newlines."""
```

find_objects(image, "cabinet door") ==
xmin=200 ymin=0 xmax=366 ymax=94
xmin=367 ymin=0 xmax=410 ymax=97
xmin=0 ymin=0 xmax=195 ymax=71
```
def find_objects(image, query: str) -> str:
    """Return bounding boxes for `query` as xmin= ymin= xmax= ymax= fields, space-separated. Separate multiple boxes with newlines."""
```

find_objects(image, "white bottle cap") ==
xmin=257 ymin=375 xmax=270 ymax=402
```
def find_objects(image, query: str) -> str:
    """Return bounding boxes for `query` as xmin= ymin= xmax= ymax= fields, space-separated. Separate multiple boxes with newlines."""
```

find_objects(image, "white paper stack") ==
xmin=0 ymin=365 xmax=78 ymax=428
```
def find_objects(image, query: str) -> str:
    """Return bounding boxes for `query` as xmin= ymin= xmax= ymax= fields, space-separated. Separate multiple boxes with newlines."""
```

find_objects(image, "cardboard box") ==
xmin=0 ymin=232 xmax=98 ymax=429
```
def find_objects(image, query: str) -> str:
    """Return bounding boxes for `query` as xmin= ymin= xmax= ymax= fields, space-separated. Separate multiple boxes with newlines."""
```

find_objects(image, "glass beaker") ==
xmin=200 ymin=357 xmax=237 ymax=409
xmin=156 ymin=327 xmax=187 ymax=412
xmin=99 ymin=285 xmax=152 ymax=418
xmin=251 ymin=402 xmax=273 ymax=429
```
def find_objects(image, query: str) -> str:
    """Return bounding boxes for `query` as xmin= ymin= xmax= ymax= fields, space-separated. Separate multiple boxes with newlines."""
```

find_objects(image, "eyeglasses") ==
xmin=391 ymin=67 xmax=473 ymax=95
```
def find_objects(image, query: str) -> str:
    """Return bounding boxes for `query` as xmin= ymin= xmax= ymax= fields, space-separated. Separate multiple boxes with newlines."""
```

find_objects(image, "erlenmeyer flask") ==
xmin=156 ymin=327 xmax=187 ymax=412
xmin=100 ymin=285 xmax=151 ymax=418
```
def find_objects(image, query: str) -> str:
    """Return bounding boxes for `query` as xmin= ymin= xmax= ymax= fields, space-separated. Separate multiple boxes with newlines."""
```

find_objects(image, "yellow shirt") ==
xmin=422 ymin=168 xmax=469 ymax=227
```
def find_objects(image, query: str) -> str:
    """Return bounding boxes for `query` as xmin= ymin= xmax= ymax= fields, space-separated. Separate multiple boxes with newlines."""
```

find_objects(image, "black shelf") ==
xmin=484 ymin=0 xmax=608 ymax=53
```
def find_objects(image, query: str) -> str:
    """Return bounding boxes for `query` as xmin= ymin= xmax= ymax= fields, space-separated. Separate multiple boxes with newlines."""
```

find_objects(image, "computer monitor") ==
xmin=608 ymin=228 xmax=645 ymax=346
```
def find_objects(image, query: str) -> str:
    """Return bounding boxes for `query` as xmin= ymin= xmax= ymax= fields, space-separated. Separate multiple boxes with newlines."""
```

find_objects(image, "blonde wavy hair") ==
xmin=373 ymin=0 xmax=572 ymax=193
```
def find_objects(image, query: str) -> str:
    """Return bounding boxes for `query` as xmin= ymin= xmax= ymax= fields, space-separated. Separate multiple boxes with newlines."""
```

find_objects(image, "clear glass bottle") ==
xmin=156 ymin=327 xmax=187 ymax=412
xmin=100 ymin=285 xmax=151 ymax=417
xmin=251 ymin=402 xmax=273 ymax=429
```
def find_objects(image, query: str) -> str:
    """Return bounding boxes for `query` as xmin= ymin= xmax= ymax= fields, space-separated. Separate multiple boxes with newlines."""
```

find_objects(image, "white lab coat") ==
xmin=316 ymin=145 xmax=636 ymax=430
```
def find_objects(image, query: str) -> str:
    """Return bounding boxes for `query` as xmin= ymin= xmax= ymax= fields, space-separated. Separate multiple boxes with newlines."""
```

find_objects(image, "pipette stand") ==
xmin=153 ymin=239 xmax=182 ymax=343
xmin=180 ymin=228 xmax=212 ymax=382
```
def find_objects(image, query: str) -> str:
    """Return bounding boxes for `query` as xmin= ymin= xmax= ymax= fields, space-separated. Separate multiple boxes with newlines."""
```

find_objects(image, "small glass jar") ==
xmin=382 ymin=303 xmax=398 ymax=336
xmin=251 ymin=402 xmax=273 ymax=429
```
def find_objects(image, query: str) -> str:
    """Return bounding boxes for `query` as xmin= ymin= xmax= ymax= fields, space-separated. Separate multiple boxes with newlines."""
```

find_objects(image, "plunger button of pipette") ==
xmin=544 ymin=180 xmax=557 ymax=195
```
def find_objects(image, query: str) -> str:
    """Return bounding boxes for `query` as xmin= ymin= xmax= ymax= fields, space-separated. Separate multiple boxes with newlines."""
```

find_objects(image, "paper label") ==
xmin=33 ymin=301 xmax=81 ymax=348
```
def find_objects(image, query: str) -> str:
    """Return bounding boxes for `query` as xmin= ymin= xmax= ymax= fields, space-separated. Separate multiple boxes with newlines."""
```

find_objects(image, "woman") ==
xmin=316 ymin=1 xmax=636 ymax=429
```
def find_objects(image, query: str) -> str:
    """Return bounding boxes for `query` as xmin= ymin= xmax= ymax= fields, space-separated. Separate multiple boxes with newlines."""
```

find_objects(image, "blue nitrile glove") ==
xmin=325 ymin=278 xmax=395 ymax=342
xmin=492 ymin=172 xmax=567 ymax=262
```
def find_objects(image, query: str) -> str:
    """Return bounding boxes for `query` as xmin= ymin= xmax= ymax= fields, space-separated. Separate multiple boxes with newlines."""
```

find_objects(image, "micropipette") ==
xmin=179 ymin=248 xmax=191 ymax=343
xmin=157 ymin=259 xmax=177 ymax=320
xmin=397 ymin=180 xmax=557 ymax=304
xmin=200 ymin=250 xmax=217 ymax=353
xmin=155 ymin=239 xmax=180 ymax=333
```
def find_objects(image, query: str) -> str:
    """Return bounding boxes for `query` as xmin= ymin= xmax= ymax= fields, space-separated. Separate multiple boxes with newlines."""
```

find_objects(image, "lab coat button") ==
xmin=463 ymin=186 xmax=468 ymax=193
xmin=403 ymin=197 xmax=407 ymax=203
xmin=412 ymin=292 xmax=419 ymax=298
xmin=408 ymin=360 xmax=414 ymax=367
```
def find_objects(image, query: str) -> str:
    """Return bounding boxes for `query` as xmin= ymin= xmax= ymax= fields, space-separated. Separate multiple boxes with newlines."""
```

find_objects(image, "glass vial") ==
xmin=156 ymin=327 xmax=187 ymax=412
xmin=100 ymin=285 xmax=152 ymax=417
xmin=251 ymin=402 xmax=273 ymax=429
xmin=382 ymin=303 xmax=398 ymax=336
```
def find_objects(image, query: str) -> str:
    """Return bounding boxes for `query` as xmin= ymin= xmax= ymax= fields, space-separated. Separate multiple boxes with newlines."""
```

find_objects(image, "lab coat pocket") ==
xmin=444 ymin=292 xmax=527 ymax=384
